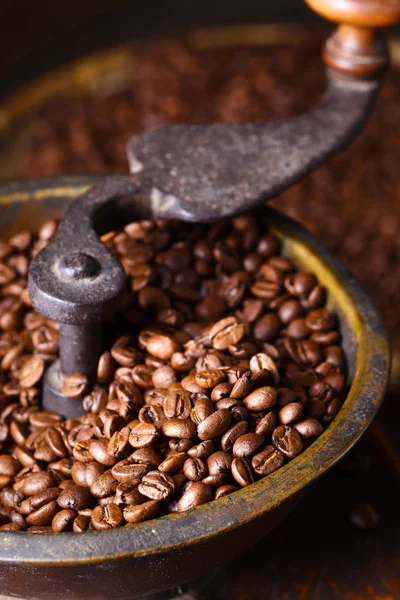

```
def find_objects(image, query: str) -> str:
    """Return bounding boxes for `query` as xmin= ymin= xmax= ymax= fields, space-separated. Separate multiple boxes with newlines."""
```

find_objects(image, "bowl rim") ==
xmin=0 ymin=176 xmax=390 ymax=565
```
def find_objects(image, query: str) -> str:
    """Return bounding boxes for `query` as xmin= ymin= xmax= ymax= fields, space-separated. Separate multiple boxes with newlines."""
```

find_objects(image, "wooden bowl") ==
xmin=0 ymin=176 xmax=389 ymax=600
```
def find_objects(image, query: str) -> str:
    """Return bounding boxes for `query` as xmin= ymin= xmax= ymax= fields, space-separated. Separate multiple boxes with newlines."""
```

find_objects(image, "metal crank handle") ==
xmin=125 ymin=0 xmax=400 ymax=222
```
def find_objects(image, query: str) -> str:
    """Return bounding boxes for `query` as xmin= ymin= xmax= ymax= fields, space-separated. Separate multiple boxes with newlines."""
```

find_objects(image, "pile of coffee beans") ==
xmin=19 ymin=37 xmax=400 ymax=350
xmin=0 ymin=210 xmax=346 ymax=533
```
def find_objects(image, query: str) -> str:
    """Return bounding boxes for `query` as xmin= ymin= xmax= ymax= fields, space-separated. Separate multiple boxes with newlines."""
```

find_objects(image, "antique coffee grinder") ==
xmin=0 ymin=0 xmax=395 ymax=598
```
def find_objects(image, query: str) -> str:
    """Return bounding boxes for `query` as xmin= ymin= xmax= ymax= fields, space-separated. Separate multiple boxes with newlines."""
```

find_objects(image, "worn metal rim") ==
xmin=0 ymin=176 xmax=390 ymax=565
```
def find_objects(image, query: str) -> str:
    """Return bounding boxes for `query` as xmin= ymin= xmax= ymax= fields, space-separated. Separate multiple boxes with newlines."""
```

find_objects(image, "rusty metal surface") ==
xmin=0 ymin=178 xmax=389 ymax=600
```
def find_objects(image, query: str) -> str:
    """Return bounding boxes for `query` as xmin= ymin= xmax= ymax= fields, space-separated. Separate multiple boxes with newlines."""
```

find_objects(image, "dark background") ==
xmin=0 ymin=0 xmax=320 ymax=96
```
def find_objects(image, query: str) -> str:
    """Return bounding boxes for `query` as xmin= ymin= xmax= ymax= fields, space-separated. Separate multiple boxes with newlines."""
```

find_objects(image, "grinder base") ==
xmin=0 ymin=569 xmax=220 ymax=600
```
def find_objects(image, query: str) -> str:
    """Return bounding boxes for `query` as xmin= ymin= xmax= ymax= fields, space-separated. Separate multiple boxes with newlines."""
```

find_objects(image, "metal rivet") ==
xmin=58 ymin=252 xmax=100 ymax=280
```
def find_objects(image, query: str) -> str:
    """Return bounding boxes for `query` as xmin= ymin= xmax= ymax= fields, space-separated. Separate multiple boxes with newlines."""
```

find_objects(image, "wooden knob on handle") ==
xmin=305 ymin=0 xmax=400 ymax=77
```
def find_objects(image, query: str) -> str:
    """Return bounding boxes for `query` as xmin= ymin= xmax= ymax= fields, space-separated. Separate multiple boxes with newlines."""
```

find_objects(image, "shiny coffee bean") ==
xmin=91 ymin=503 xmax=123 ymax=530
xmin=188 ymin=440 xmax=214 ymax=460
xmin=183 ymin=458 xmax=207 ymax=482
xmin=197 ymin=410 xmax=232 ymax=441
xmin=52 ymin=509 xmax=77 ymax=532
xmin=252 ymin=446 xmax=285 ymax=476
xmin=233 ymin=433 xmax=264 ymax=458
xmin=162 ymin=419 xmax=197 ymax=440
xmin=124 ymin=500 xmax=160 ymax=524
xmin=231 ymin=458 xmax=254 ymax=487
xmin=243 ymin=387 xmax=277 ymax=412
xmin=57 ymin=485 xmax=92 ymax=511
xmin=272 ymin=426 xmax=303 ymax=459
xmin=176 ymin=482 xmax=212 ymax=512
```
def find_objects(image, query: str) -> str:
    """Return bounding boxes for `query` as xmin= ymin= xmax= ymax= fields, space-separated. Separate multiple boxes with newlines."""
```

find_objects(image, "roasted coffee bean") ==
xmin=139 ymin=405 xmax=166 ymax=429
xmin=0 ymin=455 xmax=20 ymax=477
xmin=115 ymin=479 xmax=142 ymax=506
xmin=26 ymin=500 xmax=58 ymax=526
xmin=73 ymin=514 xmax=91 ymax=532
xmin=348 ymin=502 xmax=379 ymax=530
xmin=325 ymin=373 xmax=346 ymax=393
xmin=112 ymin=460 xmax=148 ymax=482
xmin=91 ymin=503 xmax=123 ymax=530
xmin=180 ymin=374 xmax=204 ymax=394
xmin=115 ymin=380 xmax=143 ymax=408
xmin=29 ymin=410 xmax=63 ymax=429
xmin=90 ymin=471 xmax=117 ymax=499
xmin=249 ymin=353 xmax=280 ymax=385
xmin=279 ymin=402 xmax=303 ymax=425
xmin=59 ymin=480 xmax=75 ymax=490
xmin=197 ymin=409 xmax=232 ymax=441
xmin=233 ymin=433 xmax=264 ymax=458
xmin=9 ymin=420 xmax=27 ymax=447
xmin=294 ymin=418 xmax=324 ymax=439
xmin=72 ymin=440 xmax=93 ymax=463
xmin=129 ymin=422 xmax=158 ymax=448
xmin=97 ymin=351 xmax=116 ymax=384
xmin=252 ymin=446 xmax=285 ymax=476
xmin=87 ymin=439 xmax=116 ymax=466
xmin=129 ymin=448 xmax=162 ymax=468
xmin=207 ymin=451 xmax=234 ymax=475
xmin=151 ymin=365 xmax=177 ymax=389
xmin=169 ymin=438 xmax=193 ymax=453
xmin=30 ymin=487 xmax=61 ymax=509
xmin=255 ymin=412 xmax=278 ymax=437
xmin=158 ymin=452 xmax=187 ymax=474
xmin=107 ymin=427 xmax=131 ymax=457
xmin=170 ymin=352 xmax=196 ymax=372
xmin=52 ymin=509 xmax=77 ymax=532
xmin=253 ymin=314 xmax=281 ymax=342
xmin=145 ymin=334 xmax=179 ymax=360
xmin=177 ymin=482 xmax=212 ymax=512
xmin=215 ymin=485 xmax=238 ymax=499
xmin=111 ymin=337 xmax=142 ymax=368
xmin=182 ymin=457 xmax=207 ymax=481
xmin=62 ymin=374 xmax=89 ymax=399
xmin=130 ymin=365 xmax=153 ymax=389
xmin=162 ymin=418 xmax=197 ymax=439
xmin=195 ymin=369 xmax=226 ymax=389
xmin=57 ymin=485 xmax=92 ymax=510
xmin=219 ymin=420 xmax=248 ymax=452
xmin=188 ymin=440 xmax=214 ymax=460
xmin=124 ymin=500 xmax=160 ymax=524
xmin=163 ymin=390 xmax=191 ymax=419
xmin=231 ymin=458 xmax=254 ymax=487
xmin=17 ymin=471 xmax=56 ymax=497
xmin=19 ymin=357 xmax=44 ymax=389
xmin=138 ymin=471 xmax=175 ymax=501
xmin=45 ymin=427 xmax=69 ymax=458
xmin=272 ymin=426 xmax=303 ymax=459
xmin=305 ymin=309 xmax=336 ymax=332
xmin=208 ymin=317 xmax=245 ymax=351
xmin=191 ymin=396 xmax=214 ymax=424
xmin=230 ymin=372 xmax=253 ymax=399
xmin=243 ymin=387 xmax=277 ymax=412
xmin=211 ymin=382 xmax=233 ymax=402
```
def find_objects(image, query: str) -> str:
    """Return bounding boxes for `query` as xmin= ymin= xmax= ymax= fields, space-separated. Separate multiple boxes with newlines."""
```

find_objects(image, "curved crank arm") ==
xmin=127 ymin=73 xmax=378 ymax=223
